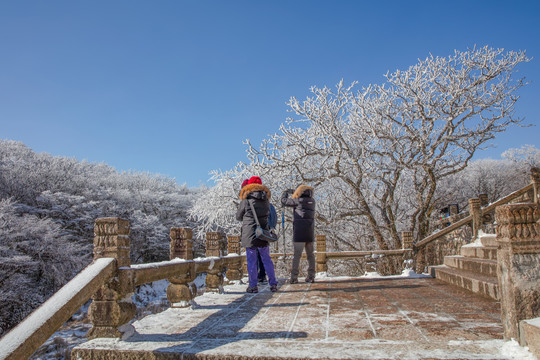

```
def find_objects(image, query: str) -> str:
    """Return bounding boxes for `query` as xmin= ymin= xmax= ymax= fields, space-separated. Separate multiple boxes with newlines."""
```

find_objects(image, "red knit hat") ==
xmin=247 ymin=176 xmax=262 ymax=185
xmin=241 ymin=179 xmax=249 ymax=188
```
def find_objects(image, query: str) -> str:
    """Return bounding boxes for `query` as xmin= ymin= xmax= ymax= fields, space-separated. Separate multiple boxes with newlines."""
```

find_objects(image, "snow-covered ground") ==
xmin=65 ymin=271 xmax=538 ymax=360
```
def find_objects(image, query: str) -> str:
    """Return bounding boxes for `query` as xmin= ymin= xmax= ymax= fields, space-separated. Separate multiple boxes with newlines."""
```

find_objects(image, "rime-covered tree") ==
xmin=435 ymin=145 xmax=539 ymax=216
xmin=192 ymin=46 xmax=530 ymax=250
xmin=0 ymin=198 xmax=78 ymax=336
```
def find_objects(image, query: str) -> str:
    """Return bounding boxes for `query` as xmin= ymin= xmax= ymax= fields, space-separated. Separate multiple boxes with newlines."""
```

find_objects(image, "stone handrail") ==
xmin=127 ymin=256 xmax=243 ymax=287
xmin=325 ymin=249 xmax=411 ymax=259
xmin=0 ymin=220 xmax=245 ymax=360
xmin=0 ymin=258 xmax=116 ymax=360
xmin=481 ymin=183 xmax=534 ymax=214
xmin=413 ymin=168 xmax=539 ymax=274
xmin=415 ymin=182 xmax=535 ymax=250
xmin=415 ymin=214 xmax=473 ymax=249
xmin=271 ymin=233 xmax=415 ymax=275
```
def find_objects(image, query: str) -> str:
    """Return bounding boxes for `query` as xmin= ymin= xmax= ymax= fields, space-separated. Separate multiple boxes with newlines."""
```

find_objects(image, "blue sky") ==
xmin=1 ymin=1 xmax=539 ymax=187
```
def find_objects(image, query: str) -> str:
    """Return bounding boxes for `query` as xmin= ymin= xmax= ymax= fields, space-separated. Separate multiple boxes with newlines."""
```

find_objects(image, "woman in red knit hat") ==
xmin=236 ymin=177 xmax=278 ymax=293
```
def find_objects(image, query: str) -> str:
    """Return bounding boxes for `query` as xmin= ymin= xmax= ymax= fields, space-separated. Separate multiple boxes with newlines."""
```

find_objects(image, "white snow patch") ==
xmin=524 ymin=317 xmax=540 ymax=328
xmin=500 ymin=339 xmax=537 ymax=360
xmin=462 ymin=230 xmax=496 ymax=248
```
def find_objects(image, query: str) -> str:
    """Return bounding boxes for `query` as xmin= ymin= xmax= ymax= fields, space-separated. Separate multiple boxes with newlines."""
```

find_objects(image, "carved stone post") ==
xmin=401 ymin=231 xmax=416 ymax=272
xmin=401 ymin=231 xmax=413 ymax=249
xmin=88 ymin=218 xmax=136 ymax=339
xmin=170 ymin=227 xmax=193 ymax=260
xmin=205 ymin=232 xmax=224 ymax=292
xmin=469 ymin=197 xmax=482 ymax=240
xmin=316 ymin=234 xmax=328 ymax=272
xmin=478 ymin=193 xmax=489 ymax=207
xmin=206 ymin=231 xmax=225 ymax=257
xmin=167 ymin=228 xmax=196 ymax=308
xmin=531 ymin=167 xmax=540 ymax=206
xmin=449 ymin=204 xmax=459 ymax=216
xmin=495 ymin=203 xmax=540 ymax=340
xmin=226 ymin=235 xmax=243 ymax=281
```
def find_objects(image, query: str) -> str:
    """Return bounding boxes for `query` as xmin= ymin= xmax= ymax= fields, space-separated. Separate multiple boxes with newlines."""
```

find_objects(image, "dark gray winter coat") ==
xmin=236 ymin=183 xmax=271 ymax=248
xmin=281 ymin=185 xmax=315 ymax=243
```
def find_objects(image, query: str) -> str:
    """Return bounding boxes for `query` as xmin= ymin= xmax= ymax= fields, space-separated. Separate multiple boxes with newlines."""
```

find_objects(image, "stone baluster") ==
xmin=316 ymin=234 xmax=328 ymax=273
xmin=469 ymin=197 xmax=482 ymax=239
xmin=205 ymin=232 xmax=224 ymax=292
xmin=167 ymin=228 xmax=197 ymax=308
xmin=226 ymin=235 xmax=243 ymax=281
xmin=88 ymin=217 xmax=136 ymax=339
xmin=449 ymin=204 xmax=459 ymax=216
xmin=495 ymin=203 xmax=540 ymax=340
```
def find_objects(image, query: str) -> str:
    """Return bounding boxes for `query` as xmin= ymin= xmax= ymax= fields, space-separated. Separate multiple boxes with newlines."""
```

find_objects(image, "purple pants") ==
xmin=246 ymin=246 xmax=277 ymax=288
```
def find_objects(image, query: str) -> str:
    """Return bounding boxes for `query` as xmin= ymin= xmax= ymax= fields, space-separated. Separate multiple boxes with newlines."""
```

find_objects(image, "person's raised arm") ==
xmin=281 ymin=189 xmax=297 ymax=207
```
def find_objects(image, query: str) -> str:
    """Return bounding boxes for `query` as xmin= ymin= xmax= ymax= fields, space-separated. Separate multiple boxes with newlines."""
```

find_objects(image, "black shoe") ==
xmin=305 ymin=276 xmax=315 ymax=283
xmin=246 ymin=286 xmax=258 ymax=293
xmin=258 ymin=279 xmax=268 ymax=285
xmin=289 ymin=278 xmax=298 ymax=284
xmin=270 ymin=285 xmax=278 ymax=292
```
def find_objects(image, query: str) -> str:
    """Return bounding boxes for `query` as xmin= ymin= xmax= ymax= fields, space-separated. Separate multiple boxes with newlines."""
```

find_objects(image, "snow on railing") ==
xmin=0 ymin=258 xmax=116 ymax=360
xmin=0 ymin=223 xmax=244 ymax=360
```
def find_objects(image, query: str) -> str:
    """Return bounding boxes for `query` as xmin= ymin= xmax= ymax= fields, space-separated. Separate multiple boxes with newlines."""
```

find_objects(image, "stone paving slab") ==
xmin=73 ymin=276 xmax=521 ymax=360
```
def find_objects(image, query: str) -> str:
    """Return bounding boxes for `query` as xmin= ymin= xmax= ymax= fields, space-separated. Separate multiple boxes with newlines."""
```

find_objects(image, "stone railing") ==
xmin=0 ymin=218 xmax=244 ymax=360
xmin=270 ymin=233 xmax=415 ymax=276
xmin=414 ymin=167 xmax=540 ymax=273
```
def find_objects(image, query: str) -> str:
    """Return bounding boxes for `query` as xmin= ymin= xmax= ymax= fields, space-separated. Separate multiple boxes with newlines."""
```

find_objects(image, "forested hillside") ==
xmin=0 ymin=140 xmax=200 ymax=336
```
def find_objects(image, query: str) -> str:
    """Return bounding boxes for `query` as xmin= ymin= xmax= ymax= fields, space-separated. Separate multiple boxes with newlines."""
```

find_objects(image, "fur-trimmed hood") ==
xmin=239 ymin=183 xmax=271 ymax=200
xmin=292 ymin=184 xmax=313 ymax=199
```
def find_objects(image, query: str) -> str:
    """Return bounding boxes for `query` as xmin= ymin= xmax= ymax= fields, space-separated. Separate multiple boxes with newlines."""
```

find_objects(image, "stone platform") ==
xmin=73 ymin=276 xmax=521 ymax=360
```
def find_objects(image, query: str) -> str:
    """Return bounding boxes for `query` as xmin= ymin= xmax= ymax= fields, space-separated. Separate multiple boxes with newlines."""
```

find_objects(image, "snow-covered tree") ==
xmin=0 ymin=198 xmax=78 ymax=336
xmin=502 ymin=144 xmax=540 ymax=172
xmin=435 ymin=149 xmax=536 ymax=216
xmin=192 ymin=46 xmax=530 ymax=250
xmin=0 ymin=140 xmax=200 ymax=334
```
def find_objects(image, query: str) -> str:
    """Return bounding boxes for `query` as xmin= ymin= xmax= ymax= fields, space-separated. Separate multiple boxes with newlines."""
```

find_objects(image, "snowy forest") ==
xmin=0 ymin=140 xmax=200 ymax=336
xmin=1 ymin=46 xmax=539 ymax=341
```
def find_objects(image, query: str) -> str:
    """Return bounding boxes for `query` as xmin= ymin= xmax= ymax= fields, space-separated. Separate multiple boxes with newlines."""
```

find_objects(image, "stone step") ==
xmin=444 ymin=255 xmax=497 ymax=277
xmin=520 ymin=318 xmax=540 ymax=359
xmin=460 ymin=245 xmax=498 ymax=260
xmin=429 ymin=265 xmax=499 ymax=301
xmin=479 ymin=233 xmax=497 ymax=247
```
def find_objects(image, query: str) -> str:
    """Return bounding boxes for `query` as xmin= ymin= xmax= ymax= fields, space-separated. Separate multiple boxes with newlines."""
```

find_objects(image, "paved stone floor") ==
xmin=74 ymin=276 xmax=522 ymax=360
